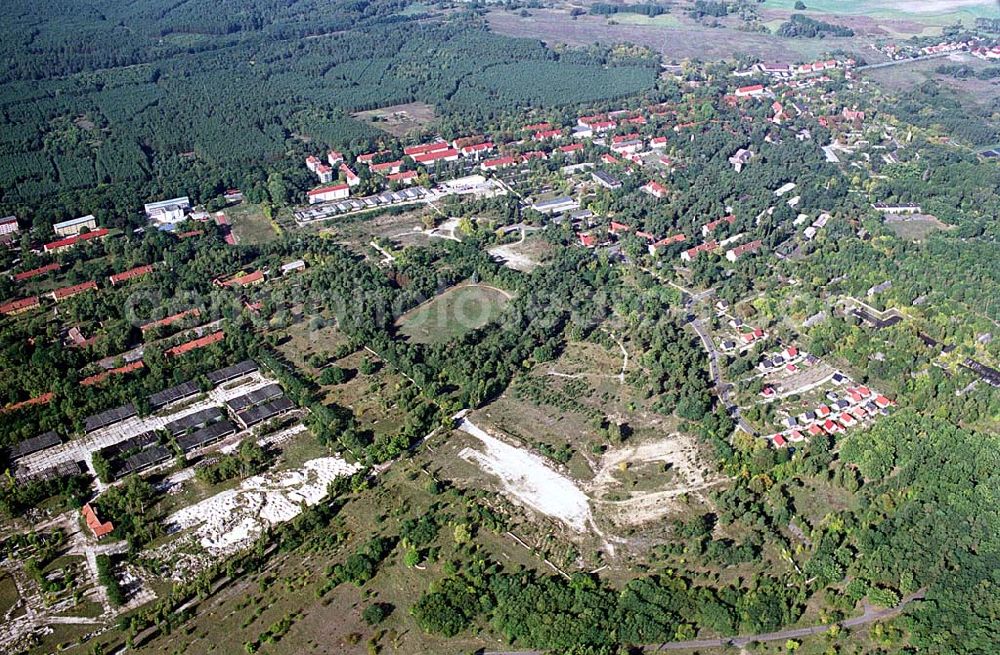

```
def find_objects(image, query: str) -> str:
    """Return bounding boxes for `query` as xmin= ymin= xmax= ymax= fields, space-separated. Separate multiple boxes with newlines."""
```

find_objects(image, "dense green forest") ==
xmin=0 ymin=0 xmax=657 ymax=228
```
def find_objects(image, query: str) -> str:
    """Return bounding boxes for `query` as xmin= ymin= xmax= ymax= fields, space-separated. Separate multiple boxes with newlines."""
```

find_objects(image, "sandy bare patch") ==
xmin=587 ymin=433 xmax=725 ymax=527
xmin=457 ymin=418 xmax=592 ymax=532
xmin=162 ymin=457 xmax=361 ymax=562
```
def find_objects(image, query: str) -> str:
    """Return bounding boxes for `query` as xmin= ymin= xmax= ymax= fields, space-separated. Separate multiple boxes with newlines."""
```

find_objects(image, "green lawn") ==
xmin=0 ymin=574 xmax=19 ymax=616
xmin=611 ymin=13 xmax=682 ymax=28
xmin=226 ymin=203 xmax=280 ymax=245
xmin=395 ymin=284 xmax=511 ymax=344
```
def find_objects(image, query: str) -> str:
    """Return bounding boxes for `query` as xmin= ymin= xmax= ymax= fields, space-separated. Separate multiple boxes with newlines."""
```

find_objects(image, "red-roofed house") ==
xmin=109 ymin=264 xmax=153 ymax=286
xmin=51 ymin=281 xmax=97 ymax=302
xmin=558 ymin=143 xmax=584 ymax=157
xmin=460 ymin=142 xmax=495 ymax=158
xmin=788 ymin=429 xmax=805 ymax=442
xmin=166 ymin=331 xmax=224 ymax=357
xmin=773 ymin=434 xmax=787 ymax=447
xmin=725 ymin=239 xmax=763 ymax=262
xmin=305 ymin=155 xmax=321 ymax=172
xmin=1 ymin=392 xmax=53 ymax=415
xmin=307 ymin=184 xmax=350 ymax=204
xmin=141 ymin=308 xmax=200 ymax=334
xmin=371 ymin=160 xmax=403 ymax=175
xmin=534 ymin=128 xmax=564 ymax=141
xmin=481 ymin=156 xmax=519 ymax=171
xmin=220 ymin=270 xmax=264 ymax=288
xmin=807 ymin=424 xmax=824 ymax=437
xmin=601 ymin=153 xmax=620 ymax=165
xmin=0 ymin=296 xmax=40 ymax=316
xmin=43 ymin=229 xmax=109 ymax=253
xmin=785 ymin=346 xmax=798 ymax=359
xmin=701 ymin=215 xmax=736 ymax=237
xmin=521 ymin=150 xmax=547 ymax=161
xmin=357 ymin=151 xmax=389 ymax=165
xmin=404 ymin=142 xmax=450 ymax=157
xmin=413 ymin=148 xmax=460 ymax=165
xmin=650 ymin=136 xmax=668 ymax=149
xmin=340 ymin=164 xmax=360 ymax=187
xmin=82 ymin=504 xmax=114 ymax=539
xmin=388 ymin=170 xmax=418 ymax=185
xmin=13 ymin=263 xmax=60 ymax=282
xmin=648 ymin=233 xmax=686 ymax=256
xmin=822 ymin=419 xmax=842 ymax=434
xmin=843 ymin=108 xmax=865 ymax=121
xmin=816 ymin=404 xmax=831 ymax=419
xmin=590 ymin=120 xmax=616 ymax=132
xmin=735 ymin=84 xmax=766 ymax=97
xmin=642 ymin=180 xmax=668 ymax=199
xmin=609 ymin=222 xmax=631 ymax=236
xmin=314 ymin=163 xmax=333 ymax=183
xmin=523 ymin=122 xmax=551 ymax=132
xmin=81 ymin=360 xmax=145 ymax=386
xmin=327 ymin=150 xmax=344 ymax=166
xmin=578 ymin=233 xmax=598 ymax=248
xmin=680 ymin=240 xmax=717 ymax=262
xmin=839 ymin=412 xmax=857 ymax=428
xmin=874 ymin=395 xmax=894 ymax=409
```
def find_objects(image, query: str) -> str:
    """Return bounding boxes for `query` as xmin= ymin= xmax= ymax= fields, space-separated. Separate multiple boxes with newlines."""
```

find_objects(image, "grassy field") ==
xmin=395 ymin=283 xmax=511 ymax=344
xmin=488 ymin=8 xmax=873 ymax=63
xmin=226 ymin=203 xmax=280 ymax=245
xmin=761 ymin=0 xmax=995 ymax=23
xmin=884 ymin=214 xmax=953 ymax=241
xmin=865 ymin=54 xmax=1000 ymax=105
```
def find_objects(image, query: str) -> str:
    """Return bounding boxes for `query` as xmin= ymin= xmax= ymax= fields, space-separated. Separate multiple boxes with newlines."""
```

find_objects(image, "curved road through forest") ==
xmin=484 ymin=591 xmax=925 ymax=655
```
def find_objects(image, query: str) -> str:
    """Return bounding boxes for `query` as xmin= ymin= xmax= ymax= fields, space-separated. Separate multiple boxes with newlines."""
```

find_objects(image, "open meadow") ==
xmin=394 ymin=283 xmax=512 ymax=344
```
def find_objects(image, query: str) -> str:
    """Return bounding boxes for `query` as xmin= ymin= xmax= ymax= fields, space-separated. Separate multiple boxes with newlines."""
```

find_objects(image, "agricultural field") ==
xmin=761 ymin=0 xmax=996 ymax=27
xmin=394 ymin=283 xmax=512 ymax=344
xmin=351 ymin=101 xmax=438 ymax=138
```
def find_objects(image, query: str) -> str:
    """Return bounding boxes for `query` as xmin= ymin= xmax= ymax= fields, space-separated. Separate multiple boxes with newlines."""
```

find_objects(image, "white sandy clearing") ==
xmin=165 ymin=457 xmax=360 ymax=555
xmin=457 ymin=419 xmax=592 ymax=532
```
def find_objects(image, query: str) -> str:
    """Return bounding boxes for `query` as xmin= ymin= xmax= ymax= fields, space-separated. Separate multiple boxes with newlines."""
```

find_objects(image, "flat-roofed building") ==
xmin=53 ymin=215 xmax=97 ymax=237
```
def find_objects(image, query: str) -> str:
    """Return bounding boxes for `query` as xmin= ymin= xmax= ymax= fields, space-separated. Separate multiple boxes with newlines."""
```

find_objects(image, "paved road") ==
xmin=688 ymin=316 xmax=756 ymax=436
xmin=483 ymin=591 xmax=925 ymax=655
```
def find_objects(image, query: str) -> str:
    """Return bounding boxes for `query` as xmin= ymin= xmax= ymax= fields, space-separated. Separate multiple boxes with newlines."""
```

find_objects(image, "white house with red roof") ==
xmin=725 ymin=239 xmax=763 ymax=262
xmin=315 ymin=163 xmax=334 ymax=184
xmin=642 ymin=180 xmax=668 ymax=199
xmin=340 ymin=164 xmax=360 ymax=187
xmin=649 ymin=136 xmax=668 ymax=149
xmin=680 ymin=240 xmax=717 ymax=262
xmin=701 ymin=214 xmax=736 ymax=237
xmin=388 ymin=170 xmax=418 ymax=185
xmin=307 ymin=184 xmax=350 ymax=204
xmin=735 ymin=84 xmax=766 ymax=98
xmin=327 ymin=150 xmax=344 ymax=166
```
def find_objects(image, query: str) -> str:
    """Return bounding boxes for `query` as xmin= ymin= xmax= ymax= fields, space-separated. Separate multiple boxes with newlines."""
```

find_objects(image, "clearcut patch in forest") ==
xmin=394 ymin=282 xmax=511 ymax=344
xmin=352 ymin=102 xmax=437 ymax=137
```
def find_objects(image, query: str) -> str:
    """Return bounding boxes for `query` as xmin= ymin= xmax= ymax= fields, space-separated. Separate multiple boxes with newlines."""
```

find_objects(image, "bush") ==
xmin=362 ymin=602 xmax=393 ymax=625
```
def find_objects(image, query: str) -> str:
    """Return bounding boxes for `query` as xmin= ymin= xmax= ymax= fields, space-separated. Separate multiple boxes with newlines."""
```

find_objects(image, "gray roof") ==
xmin=8 ymin=431 xmax=61 ymax=460
xmin=177 ymin=420 xmax=237 ymax=453
xmin=164 ymin=407 xmax=224 ymax=436
xmin=206 ymin=360 xmax=258 ymax=385
xmin=84 ymin=404 xmax=137 ymax=433
xmin=236 ymin=397 xmax=295 ymax=428
xmin=148 ymin=380 xmax=201 ymax=410
xmin=226 ymin=384 xmax=283 ymax=414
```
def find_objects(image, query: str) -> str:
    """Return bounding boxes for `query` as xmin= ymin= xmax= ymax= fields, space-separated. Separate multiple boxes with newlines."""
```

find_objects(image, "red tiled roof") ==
xmin=413 ymin=148 xmax=459 ymax=163
xmin=13 ymin=263 xmax=60 ymax=282
xmin=44 ymin=229 xmax=109 ymax=252
xmin=703 ymin=215 xmax=736 ymax=232
xmin=773 ymin=434 xmax=787 ymax=447
xmin=0 ymin=296 xmax=40 ymax=315
xmin=578 ymin=233 xmax=597 ymax=248
xmin=523 ymin=122 xmax=551 ymax=132
xmin=371 ymin=160 xmax=403 ymax=173
xmin=534 ymin=129 xmax=563 ymax=140
xmin=307 ymin=184 xmax=349 ymax=197
xmin=559 ymin=143 xmax=583 ymax=154
xmin=83 ymin=504 xmax=114 ymax=539
xmin=141 ymin=308 xmax=200 ymax=333
xmin=482 ymin=156 xmax=518 ymax=169
xmin=176 ymin=230 xmax=204 ymax=239
xmin=388 ymin=170 xmax=418 ymax=182
xmin=166 ymin=330 xmax=224 ymax=357
xmin=222 ymin=270 xmax=264 ymax=287
xmin=81 ymin=360 xmax=145 ymax=386
xmin=1 ymin=392 xmax=53 ymax=414
xmin=737 ymin=84 xmax=765 ymax=94
xmin=51 ymin=281 xmax=97 ymax=301
xmin=404 ymin=142 xmax=450 ymax=156
xmin=109 ymin=264 xmax=153 ymax=286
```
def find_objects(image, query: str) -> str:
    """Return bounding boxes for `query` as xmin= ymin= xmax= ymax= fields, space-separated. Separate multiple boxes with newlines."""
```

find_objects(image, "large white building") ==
xmin=307 ymin=184 xmax=350 ymax=204
xmin=53 ymin=214 xmax=97 ymax=237
xmin=144 ymin=197 xmax=192 ymax=226
xmin=0 ymin=216 xmax=19 ymax=236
